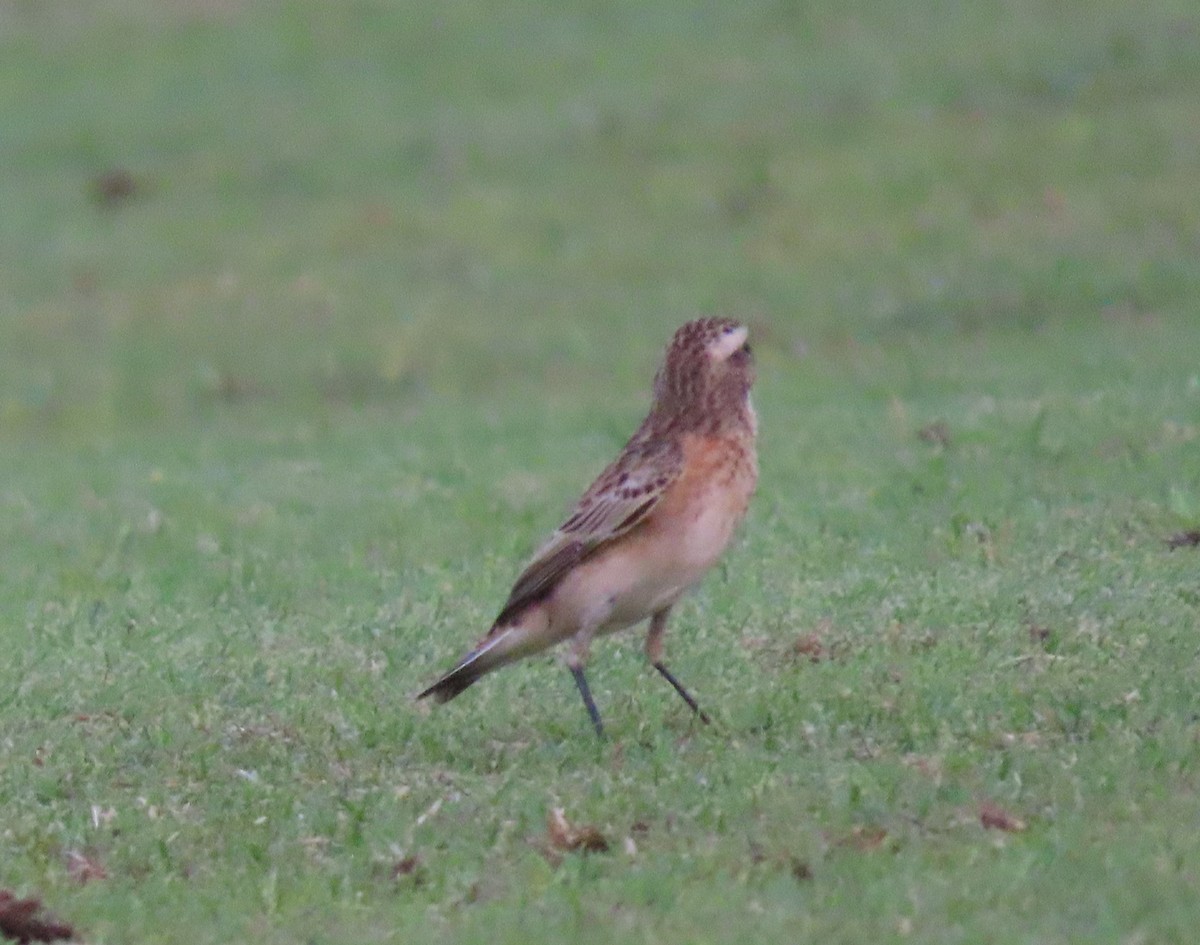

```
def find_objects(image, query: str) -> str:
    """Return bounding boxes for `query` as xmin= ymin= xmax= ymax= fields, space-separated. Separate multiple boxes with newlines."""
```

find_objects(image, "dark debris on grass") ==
xmin=89 ymin=168 xmax=140 ymax=208
xmin=1165 ymin=530 xmax=1200 ymax=550
xmin=0 ymin=891 xmax=75 ymax=944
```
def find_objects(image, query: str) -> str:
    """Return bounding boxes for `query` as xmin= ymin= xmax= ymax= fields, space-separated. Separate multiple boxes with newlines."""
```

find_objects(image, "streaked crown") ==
xmin=652 ymin=318 xmax=755 ymax=429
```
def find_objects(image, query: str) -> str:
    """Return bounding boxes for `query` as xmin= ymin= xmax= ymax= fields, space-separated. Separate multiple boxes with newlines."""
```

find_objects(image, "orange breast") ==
xmin=648 ymin=432 xmax=757 ymax=568
xmin=546 ymin=430 xmax=757 ymax=637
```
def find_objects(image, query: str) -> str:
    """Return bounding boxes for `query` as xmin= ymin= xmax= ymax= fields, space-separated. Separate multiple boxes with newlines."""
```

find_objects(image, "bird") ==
xmin=417 ymin=317 xmax=758 ymax=736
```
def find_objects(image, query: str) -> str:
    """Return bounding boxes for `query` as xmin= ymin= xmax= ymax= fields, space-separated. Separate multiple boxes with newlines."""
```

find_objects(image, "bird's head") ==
xmin=653 ymin=318 xmax=755 ymax=427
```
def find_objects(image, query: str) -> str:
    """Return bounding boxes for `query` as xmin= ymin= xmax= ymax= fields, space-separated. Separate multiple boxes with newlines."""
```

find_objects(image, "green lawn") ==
xmin=3 ymin=1 xmax=1200 ymax=942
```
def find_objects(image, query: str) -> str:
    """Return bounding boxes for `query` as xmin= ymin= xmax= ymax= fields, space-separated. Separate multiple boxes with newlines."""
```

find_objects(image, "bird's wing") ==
xmin=491 ymin=434 xmax=683 ymax=628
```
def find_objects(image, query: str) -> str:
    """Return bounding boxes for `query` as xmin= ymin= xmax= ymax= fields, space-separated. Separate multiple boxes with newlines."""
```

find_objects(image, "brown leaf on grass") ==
xmin=391 ymin=854 xmax=424 ymax=883
xmin=64 ymin=849 xmax=107 ymax=884
xmin=917 ymin=421 xmax=951 ymax=447
xmin=792 ymin=633 xmax=826 ymax=663
xmin=1165 ymin=529 xmax=1200 ymax=550
xmin=979 ymin=801 xmax=1027 ymax=832
xmin=1026 ymin=622 xmax=1051 ymax=644
xmin=0 ymin=890 xmax=75 ymax=943
xmin=570 ymin=825 xmax=609 ymax=853
xmin=789 ymin=857 xmax=813 ymax=881
xmin=546 ymin=807 xmax=610 ymax=854
xmin=792 ymin=618 xmax=835 ymax=662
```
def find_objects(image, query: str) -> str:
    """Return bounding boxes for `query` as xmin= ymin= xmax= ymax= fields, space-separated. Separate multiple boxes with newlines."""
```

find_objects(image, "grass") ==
xmin=2 ymin=1 xmax=1200 ymax=942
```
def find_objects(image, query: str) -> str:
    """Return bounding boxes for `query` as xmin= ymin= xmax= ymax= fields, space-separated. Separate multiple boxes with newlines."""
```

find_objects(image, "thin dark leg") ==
xmin=653 ymin=662 xmax=711 ymax=725
xmin=570 ymin=666 xmax=605 ymax=738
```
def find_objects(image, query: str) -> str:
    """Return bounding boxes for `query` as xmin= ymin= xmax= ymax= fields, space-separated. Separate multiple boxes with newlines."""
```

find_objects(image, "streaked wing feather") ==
xmin=490 ymin=435 xmax=681 ymax=628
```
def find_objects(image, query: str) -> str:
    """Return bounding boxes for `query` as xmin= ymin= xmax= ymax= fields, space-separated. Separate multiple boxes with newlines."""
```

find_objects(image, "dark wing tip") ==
xmin=493 ymin=539 xmax=587 ymax=630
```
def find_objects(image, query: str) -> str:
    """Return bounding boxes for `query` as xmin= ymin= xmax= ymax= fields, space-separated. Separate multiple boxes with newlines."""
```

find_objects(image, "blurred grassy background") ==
xmin=3 ymin=0 xmax=1199 ymax=430
xmin=3 ymin=2 xmax=1200 ymax=943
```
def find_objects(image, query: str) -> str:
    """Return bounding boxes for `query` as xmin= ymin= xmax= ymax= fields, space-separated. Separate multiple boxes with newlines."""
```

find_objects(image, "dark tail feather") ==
xmin=417 ymin=619 xmax=540 ymax=704
xmin=417 ymin=659 xmax=483 ymax=703
xmin=417 ymin=638 xmax=504 ymax=703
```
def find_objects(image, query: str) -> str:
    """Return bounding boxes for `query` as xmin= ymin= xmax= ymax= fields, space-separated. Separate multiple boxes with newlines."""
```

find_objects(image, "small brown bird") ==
xmin=418 ymin=318 xmax=758 ymax=735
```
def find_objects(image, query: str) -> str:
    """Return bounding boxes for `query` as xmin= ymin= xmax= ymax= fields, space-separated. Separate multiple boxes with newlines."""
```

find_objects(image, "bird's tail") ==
xmin=416 ymin=609 xmax=551 ymax=704
xmin=416 ymin=653 xmax=486 ymax=703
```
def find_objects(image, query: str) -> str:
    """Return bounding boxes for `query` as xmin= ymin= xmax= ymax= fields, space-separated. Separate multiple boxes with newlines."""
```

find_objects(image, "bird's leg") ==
xmin=569 ymin=666 xmax=604 ymax=738
xmin=567 ymin=631 xmax=604 ymax=737
xmin=646 ymin=607 xmax=711 ymax=724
